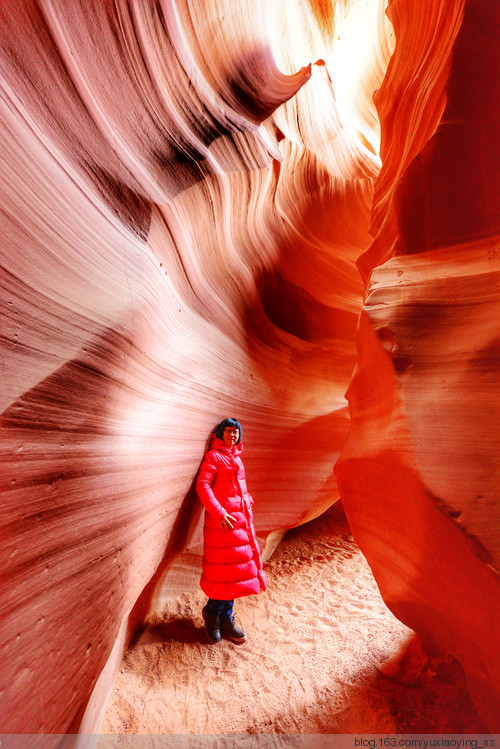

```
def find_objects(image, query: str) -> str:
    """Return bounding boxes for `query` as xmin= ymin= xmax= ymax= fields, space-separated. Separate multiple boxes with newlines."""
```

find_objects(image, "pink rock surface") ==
xmin=337 ymin=0 xmax=500 ymax=731
xmin=1 ymin=0 xmax=498 ymax=735
xmin=0 ymin=0 xmax=390 ymax=734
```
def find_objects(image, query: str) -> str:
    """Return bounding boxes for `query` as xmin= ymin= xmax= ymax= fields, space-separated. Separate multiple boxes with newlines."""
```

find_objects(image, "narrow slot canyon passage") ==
xmin=1 ymin=0 xmax=499 ymax=736
xmin=101 ymin=504 xmax=485 ymax=735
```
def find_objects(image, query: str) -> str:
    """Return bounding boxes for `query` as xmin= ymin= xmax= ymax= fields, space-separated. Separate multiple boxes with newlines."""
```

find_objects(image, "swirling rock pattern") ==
xmin=0 ymin=0 xmax=391 ymax=734
xmin=336 ymin=0 xmax=500 ymax=731
xmin=0 ymin=0 xmax=498 ymax=735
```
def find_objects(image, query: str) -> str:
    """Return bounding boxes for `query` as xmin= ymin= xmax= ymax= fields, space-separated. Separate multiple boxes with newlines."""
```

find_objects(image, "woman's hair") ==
xmin=215 ymin=417 xmax=243 ymax=444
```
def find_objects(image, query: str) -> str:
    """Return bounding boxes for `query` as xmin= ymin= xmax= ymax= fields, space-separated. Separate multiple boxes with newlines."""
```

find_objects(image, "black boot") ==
xmin=202 ymin=606 xmax=221 ymax=643
xmin=220 ymin=615 xmax=247 ymax=643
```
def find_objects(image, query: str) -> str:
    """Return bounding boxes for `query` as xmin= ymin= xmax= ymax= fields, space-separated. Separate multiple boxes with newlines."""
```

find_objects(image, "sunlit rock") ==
xmin=336 ymin=0 xmax=500 ymax=730
xmin=2 ymin=0 xmax=498 ymax=735
xmin=0 ymin=0 xmax=391 ymax=734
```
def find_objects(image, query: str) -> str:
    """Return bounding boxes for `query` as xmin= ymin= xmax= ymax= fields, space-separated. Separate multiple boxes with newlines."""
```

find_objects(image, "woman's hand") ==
xmin=220 ymin=513 xmax=236 ymax=530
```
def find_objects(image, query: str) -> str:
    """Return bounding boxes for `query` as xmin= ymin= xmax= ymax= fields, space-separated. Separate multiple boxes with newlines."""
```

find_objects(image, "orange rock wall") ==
xmin=1 ymin=0 xmax=499 ymax=735
xmin=0 ymin=0 xmax=391 ymax=734
xmin=336 ymin=0 xmax=500 ymax=731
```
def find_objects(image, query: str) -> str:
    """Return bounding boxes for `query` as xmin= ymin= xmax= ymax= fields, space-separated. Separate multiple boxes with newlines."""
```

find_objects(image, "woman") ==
xmin=196 ymin=417 xmax=267 ymax=643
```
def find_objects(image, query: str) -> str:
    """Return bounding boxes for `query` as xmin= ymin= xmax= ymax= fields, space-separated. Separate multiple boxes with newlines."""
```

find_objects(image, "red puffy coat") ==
xmin=196 ymin=435 xmax=267 ymax=600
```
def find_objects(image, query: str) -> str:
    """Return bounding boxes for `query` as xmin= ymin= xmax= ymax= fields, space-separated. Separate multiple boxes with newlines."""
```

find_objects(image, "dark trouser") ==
xmin=206 ymin=598 xmax=234 ymax=620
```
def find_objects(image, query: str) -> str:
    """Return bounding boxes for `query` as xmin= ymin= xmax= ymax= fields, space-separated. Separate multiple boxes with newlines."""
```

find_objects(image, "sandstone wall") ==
xmin=1 ymin=0 xmax=498 ymax=734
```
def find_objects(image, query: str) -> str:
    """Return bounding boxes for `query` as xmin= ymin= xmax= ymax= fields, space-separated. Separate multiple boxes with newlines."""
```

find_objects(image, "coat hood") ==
xmin=211 ymin=434 xmax=243 ymax=455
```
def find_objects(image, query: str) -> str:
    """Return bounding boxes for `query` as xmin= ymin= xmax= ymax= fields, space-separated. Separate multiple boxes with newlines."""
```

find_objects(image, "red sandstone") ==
xmin=0 ymin=0 xmax=498 ymax=735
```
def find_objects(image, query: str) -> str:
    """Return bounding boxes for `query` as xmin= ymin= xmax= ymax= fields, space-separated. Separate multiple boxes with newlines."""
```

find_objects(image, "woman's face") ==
xmin=222 ymin=426 xmax=239 ymax=447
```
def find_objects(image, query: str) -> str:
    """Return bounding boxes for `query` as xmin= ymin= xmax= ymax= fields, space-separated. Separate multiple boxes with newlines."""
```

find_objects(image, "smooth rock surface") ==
xmin=336 ymin=0 xmax=500 ymax=731
xmin=1 ymin=0 xmax=499 ymax=735
xmin=0 ymin=0 xmax=391 ymax=734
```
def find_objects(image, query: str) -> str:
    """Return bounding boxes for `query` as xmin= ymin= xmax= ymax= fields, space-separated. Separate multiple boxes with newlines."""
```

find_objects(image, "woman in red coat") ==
xmin=196 ymin=418 xmax=267 ymax=643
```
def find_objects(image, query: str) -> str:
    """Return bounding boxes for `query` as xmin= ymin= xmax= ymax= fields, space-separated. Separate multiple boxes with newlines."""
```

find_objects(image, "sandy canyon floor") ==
xmin=101 ymin=503 xmax=485 ymax=735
